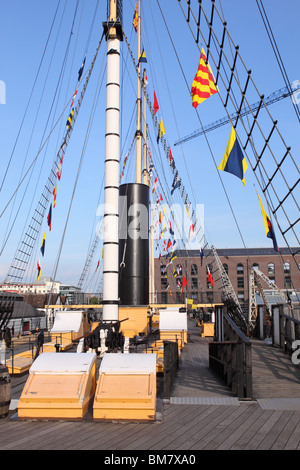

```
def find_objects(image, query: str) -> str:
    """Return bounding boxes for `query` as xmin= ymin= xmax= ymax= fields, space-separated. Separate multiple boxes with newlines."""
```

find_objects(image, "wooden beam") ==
xmin=47 ymin=303 xmax=224 ymax=309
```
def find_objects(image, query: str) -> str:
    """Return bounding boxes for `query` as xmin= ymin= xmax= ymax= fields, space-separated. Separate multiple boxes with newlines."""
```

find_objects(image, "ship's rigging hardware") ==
xmin=177 ymin=0 xmax=300 ymax=266
xmin=248 ymin=266 xmax=293 ymax=327
xmin=175 ymin=83 xmax=300 ymax=146
xmin=211 ymin=245 xmax=252 ymax=335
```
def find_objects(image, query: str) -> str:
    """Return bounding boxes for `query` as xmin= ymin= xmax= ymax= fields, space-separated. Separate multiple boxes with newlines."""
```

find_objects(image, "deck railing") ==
xmin=255 ymin=303 xmax=300 ymax=358
xmin=209 ymin=307 xmax=252 ymax=400
xmin=163 ymin=340 xmax=179 ymax=399
xmin=271 ymin=304 xmax=300 ymax=359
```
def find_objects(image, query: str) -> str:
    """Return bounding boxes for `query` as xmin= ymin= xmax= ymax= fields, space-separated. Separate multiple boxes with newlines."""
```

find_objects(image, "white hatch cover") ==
xmin=29 ymin=353 xmax=96 ymax=375
xmin=159 ymin=311 xmax=187 ymax=331
xmin=100 ymin=353 xmax=157 ymax=375
xmin=51 ymin=310 xmax=84 ymax=333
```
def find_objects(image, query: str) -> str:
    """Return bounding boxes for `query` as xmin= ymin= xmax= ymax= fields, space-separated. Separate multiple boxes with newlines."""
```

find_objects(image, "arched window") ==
xmin=268 ymin=263 xmax=275 ymax=275
xmin=252 ymin=263 xmax=259 ymax=271
xmin=284 ymin=262 xmax=290 ymax=274
xmin=191 ymin=264 xmax=198 ymax=276
xmin=223 ymin=263 xmax=228 ymax=274
xmin=237 ymin=263 xmax=244 ymax=275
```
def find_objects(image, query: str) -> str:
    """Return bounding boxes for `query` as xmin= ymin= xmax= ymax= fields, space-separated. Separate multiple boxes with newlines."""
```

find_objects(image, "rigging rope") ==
xmin=47 ymin=45 xmax=105 ymax=310
xmin=0 ymin=0 xmax=62 ymax=194
xmin=1 ymin=0 xmax=78 ymax=258
xmin=3 ymin=31 xmax=105 ymax=284
xmin=255 ymin=0 xmax=300 ymax=124
xmin=177 ymin=0 xmax=300 ymax=268
xmin=156 ymin=0 xmax=249 ymax=253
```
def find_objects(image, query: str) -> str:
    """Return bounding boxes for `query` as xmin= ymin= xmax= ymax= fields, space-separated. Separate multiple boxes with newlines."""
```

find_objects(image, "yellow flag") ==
xmin=157 ymin=118 xmax=166 ymax=142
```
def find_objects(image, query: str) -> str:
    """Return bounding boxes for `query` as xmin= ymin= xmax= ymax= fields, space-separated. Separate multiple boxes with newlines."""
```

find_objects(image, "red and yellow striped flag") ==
xmin=53 ymin=184 xmax=57 ymax=208
xmin=132 ymin=3 xmax=138 ymax=32
xmin=191 ymin=49 xmax=217 ymax=108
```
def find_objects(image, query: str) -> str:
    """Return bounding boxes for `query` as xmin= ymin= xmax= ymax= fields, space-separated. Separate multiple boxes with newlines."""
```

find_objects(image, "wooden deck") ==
xmin=1 ymin=319 xmax=300 ymax=451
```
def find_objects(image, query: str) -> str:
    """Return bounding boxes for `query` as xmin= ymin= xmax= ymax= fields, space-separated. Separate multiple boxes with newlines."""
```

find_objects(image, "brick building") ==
xmin=154 ymin=247 xmax=300 ymax=309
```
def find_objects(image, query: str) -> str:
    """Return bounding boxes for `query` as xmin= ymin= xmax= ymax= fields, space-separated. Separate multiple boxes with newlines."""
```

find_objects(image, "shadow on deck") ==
xmin=171 ymin=318 xmax=300 ymax=403
xmin=169 ymin=319 xmax=237 ymax=402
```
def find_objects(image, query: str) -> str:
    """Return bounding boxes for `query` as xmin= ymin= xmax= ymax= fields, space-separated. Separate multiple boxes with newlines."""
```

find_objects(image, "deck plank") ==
xmin=162 ymin=405 xmax=235 ymax=450
xmin=256 ymin=410 xmax=294 ymax=450
xmin=271 ymin=412 xmax=300 ymax=450
xmin=251 ymin=339 xmax=300 ymax=399
xmin=243 ymin=411 xmax=285 ymax=450
xmin=201 ymin=404 xmax=259 ymax=450
xmin=124 ymin=405 xmax=204 ymax=450
xmin=284 ymin=419 xmax=300 ymax=450
xmin=220 ymin=405 xmax=265 ymax=450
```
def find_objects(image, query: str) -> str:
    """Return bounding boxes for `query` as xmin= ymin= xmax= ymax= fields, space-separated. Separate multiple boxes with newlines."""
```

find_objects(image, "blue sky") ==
xmin=0 ymin=0 xmax=299 ymax=287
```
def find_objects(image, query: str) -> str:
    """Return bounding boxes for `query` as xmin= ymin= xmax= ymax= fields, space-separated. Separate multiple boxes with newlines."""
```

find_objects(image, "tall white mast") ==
xmin=102 ymin=1 xmax=122 ymax=321
xmin=136 ymin=0 xmax=142 ymax=184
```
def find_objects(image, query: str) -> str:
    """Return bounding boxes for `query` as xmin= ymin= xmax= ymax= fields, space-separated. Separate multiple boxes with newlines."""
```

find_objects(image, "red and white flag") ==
xmin=207 ymin=266 xmax=214 ymax=287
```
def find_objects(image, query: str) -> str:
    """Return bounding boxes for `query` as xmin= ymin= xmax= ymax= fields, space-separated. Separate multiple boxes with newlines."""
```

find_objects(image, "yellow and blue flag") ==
xmin=66 ymin=108 xmax=74 ymax=130
xmin=257 ymin=192 xmax=279 ymax=252
xmin=157 ymin=118 xmax=166 ymax=143
xmin=139 ymin=48 xmax=147 ymax=63
xmin=40 ymin=231 xmax=46 ymax=257
xmin=218 ymin=127 xmax=248 ymax=186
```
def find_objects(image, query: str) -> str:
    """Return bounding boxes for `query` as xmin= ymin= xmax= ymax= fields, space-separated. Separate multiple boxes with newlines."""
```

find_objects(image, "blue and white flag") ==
xmin=78 ymin=55 xmax=86 ymax=82
xmin=171 ymin=172 xmax=181 ymax=195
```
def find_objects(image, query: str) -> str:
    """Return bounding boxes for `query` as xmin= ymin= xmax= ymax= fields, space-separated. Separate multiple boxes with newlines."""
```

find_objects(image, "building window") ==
xmin=174 ymin=264 xmax=182 ymax=277
xmin=237 ymin=277 xmax=244 ymax=289
xmin=283 ymin=262 xmax=290 ymax=274
xmin=237 ymin=263 xmax=244 ymax=275
xmin=160 ymin=264 xmax=166 ymax=275
xmin=161 ymin=292 xmax=167 ymax=304
xmin=161 ymin=277 xmax=168 ymax=289
xmin=284 ymin=276 xmax=292 ymax=288
xmin=238 ymin=291 xmax=245 ymax=302
xmin=191 ymin=264 xmax=198 ymax=276
xmin=252 ymin=263 xmax=259 ymax=271
xmin=268 ymin=263 xmax=275 ymax=275
xmin=223 ymin=263 xmax=228 ymax=274
xmin=191 ymin=278 xmax=198 ymax=290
